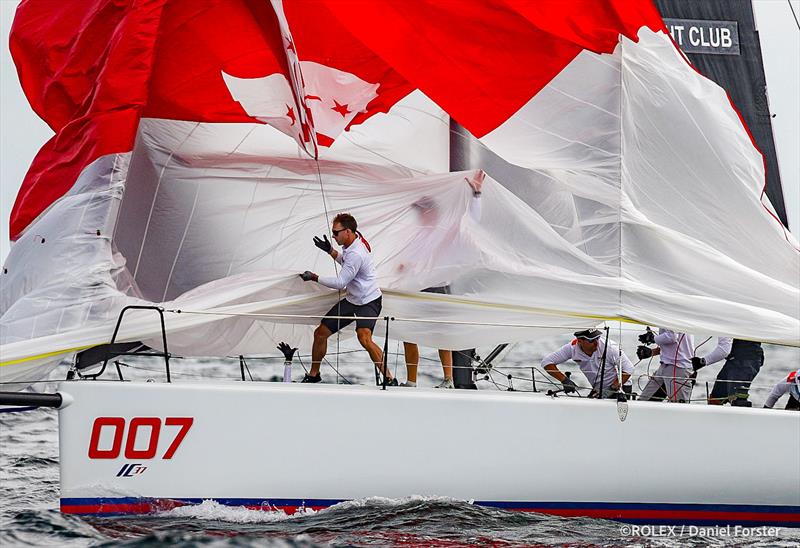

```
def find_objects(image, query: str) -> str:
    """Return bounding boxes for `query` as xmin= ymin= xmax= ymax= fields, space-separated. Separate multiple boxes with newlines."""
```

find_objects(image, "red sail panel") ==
xmin=319 ymin=0 xmax=665 ymax=137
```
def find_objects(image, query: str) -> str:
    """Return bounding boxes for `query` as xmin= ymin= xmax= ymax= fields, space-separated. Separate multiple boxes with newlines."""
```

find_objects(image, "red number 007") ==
xmin=88 ymin=417 xmax=193 ymax=460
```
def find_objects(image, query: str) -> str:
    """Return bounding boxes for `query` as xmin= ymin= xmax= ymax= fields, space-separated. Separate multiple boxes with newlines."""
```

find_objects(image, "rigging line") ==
xmin=312 ymin=157 xmax=344 ymax=377
xmin=166 ymin=308 xmax=610 ymax=330
xmin=296 ymin=345 xmax=353 ymax=384
xmin=482 ymin=367 xmax=508 ymax=391
xmin=241 ymin=356 xmax=254 ymax=381
xmin=322 ymin=354 xmax=354 ymax=385
xmin=789 ymin=0 xmax=800 ymax=31
xmin=295 ymin=353 xmax=309 ymax=375
xmin=694 ymin=336 xmax=712 ymax=354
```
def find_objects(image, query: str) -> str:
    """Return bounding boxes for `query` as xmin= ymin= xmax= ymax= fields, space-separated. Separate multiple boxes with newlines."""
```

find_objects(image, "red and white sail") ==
xmin=2 ymin=0 xmax=798 ymax=387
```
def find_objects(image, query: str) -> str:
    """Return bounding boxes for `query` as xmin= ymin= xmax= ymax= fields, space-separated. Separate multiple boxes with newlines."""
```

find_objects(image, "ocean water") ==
xmin=2 ymin=337 xmax=799 ymax=547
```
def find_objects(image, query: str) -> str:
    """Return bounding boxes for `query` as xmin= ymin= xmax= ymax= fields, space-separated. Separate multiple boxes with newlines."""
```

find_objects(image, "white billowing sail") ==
xmin=2 ymin=17 xmax=799 ymax=388
xmin=475 ymin=28 xmax=798 ymax=342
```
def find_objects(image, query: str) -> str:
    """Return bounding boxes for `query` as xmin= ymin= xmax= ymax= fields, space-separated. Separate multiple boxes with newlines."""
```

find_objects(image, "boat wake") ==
xmin=160 ymin=499 xmax=318 ymax=523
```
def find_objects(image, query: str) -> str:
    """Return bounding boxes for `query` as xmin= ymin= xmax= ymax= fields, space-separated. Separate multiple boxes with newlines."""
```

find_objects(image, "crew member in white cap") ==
xmin=636 ymin=327 xmax=695 ymax=402
xmin=764 ymin=369 xmax=800 ymax=410
xmin=541 ymin=329 xmax=633 ymax=398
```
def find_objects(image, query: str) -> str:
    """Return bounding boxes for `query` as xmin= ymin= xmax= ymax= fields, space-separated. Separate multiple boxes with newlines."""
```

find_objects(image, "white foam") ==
xmin=160 ymin=500 xmax=317 ymax=523
xmin=326 ymin=495 xmax=464 ymax=511
xmin=158 ymin=496 xmax=465 ymax=523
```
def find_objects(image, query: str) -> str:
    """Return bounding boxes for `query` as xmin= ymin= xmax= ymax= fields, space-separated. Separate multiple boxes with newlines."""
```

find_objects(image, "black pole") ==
xmin=597 ymin=326 xmax=610 ymax=399
xmin=483 ymin=344 xmax=508 ymax=365
xmin=449 ymin=118 xmax=478 ymax=390
xmin=0 ymin=391 xmax=62 ymax=408
xmin=91 ymin=306 xmax=171 ymax=382
xmin=159 ymin=308 xmax=171 ymax=383
xmin=452 ymin=349 xmax=477 ymax=389
xmin=381 ymin=316 xmax=390 ymax=390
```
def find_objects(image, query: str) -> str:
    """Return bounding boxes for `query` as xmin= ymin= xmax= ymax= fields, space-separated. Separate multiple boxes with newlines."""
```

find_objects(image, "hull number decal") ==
xmin=88 ymin=417 xmax=193 ymax=460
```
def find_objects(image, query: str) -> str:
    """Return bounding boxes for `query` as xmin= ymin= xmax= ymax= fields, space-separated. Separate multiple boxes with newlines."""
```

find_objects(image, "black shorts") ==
xmin=321 ymin=296 xmax=382 ymax=334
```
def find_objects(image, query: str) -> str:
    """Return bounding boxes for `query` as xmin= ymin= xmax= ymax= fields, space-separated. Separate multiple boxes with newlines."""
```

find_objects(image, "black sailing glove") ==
xmin=691 ymin=357 xmax=706 ymax=371
xmin=638 ymin=329 xmax=655 ymax=345
xmin=299 ymin=271 xmax=318 ymax=282
xmin=636 ymin=345 xmax=653 ymax=360
xmin=277 ymin=342 xmax=298 ymax=362
xmin=313 ymin=234 xmax=332 ymax=253
xmin=561 ymin=376 xmax=578 ymax=394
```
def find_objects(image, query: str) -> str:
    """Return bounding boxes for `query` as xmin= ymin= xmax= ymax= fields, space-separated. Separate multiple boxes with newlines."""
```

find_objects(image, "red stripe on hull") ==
xmin=516 ymin=508 xmax=799 ymax=522
xmin=60 ymin=499 xmax=800 ymax=526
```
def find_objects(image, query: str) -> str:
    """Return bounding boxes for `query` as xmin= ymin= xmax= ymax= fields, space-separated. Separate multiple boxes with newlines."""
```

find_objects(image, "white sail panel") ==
xmin=475 ymin=28 xmax=799 ymax=344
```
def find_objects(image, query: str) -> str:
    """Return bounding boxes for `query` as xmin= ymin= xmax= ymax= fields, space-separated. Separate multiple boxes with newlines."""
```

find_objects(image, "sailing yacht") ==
xmin=1 ymin=0 xmax=798 ymax=526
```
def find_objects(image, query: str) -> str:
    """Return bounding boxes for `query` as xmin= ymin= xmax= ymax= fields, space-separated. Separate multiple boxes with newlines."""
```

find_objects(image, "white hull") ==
xmin=57 ymin=381 xmax=800 ymax=525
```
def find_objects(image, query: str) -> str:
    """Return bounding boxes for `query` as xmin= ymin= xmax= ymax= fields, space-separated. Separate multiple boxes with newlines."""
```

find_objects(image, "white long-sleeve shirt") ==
xmin=318 ymin=236 xmax=381 ymax=305
xmin=654 ymin=328 xmax=695 ymax=369
xmin=765 ymin=370 xmax=800 ymax=408
xmin=541 ymin=339 xmax=633 ymax=390
xmin=700 ymin=337 xmax=733 ymax=365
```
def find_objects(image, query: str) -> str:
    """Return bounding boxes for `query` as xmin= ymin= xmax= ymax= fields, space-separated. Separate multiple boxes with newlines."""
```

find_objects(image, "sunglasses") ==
xmin=331 ymin=228 xmax=346 ymax=236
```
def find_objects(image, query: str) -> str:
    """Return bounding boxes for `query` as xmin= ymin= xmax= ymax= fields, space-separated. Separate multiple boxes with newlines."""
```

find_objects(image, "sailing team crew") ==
xmin=402 ymin=170 xmax=485 ymax=390
xmin=636 ymin=327 xmax=695 ymax=402
xmin=541 ymin=329 xmax=633 ymax=398
xmin=694 ymin=339 xmax=764 ymax=405
xmin=764 ymin=369 xmax=800 ymax=410
xmin=298 ymin=212 xmax=397 ymax=386
xmin=280 ymin=194 xmax=786 ymax=409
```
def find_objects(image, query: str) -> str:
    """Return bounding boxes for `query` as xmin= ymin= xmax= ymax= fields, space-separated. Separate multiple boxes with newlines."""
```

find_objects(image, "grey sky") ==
xmin=1 ymin=0 xmax=799 ymax=263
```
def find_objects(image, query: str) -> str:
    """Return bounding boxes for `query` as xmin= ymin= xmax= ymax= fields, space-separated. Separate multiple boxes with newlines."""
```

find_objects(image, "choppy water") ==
xmin=2 ymin=337 xmax=799 ymax=547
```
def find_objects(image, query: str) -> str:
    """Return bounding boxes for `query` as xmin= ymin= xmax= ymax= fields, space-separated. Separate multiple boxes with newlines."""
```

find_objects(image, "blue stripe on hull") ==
xmin=59 ymin=497 xmax=800 ymax=527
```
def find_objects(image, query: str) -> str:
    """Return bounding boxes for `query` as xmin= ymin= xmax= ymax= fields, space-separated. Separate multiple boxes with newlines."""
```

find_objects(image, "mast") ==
xmin=449 ymin=119 xmax=478 ymax=389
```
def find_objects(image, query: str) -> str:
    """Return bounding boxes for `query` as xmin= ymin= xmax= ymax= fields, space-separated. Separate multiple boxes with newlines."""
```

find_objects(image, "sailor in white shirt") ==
xmin=636 ymin=327 xmax=695 ymax=402
xmin=691 ymin=337 xmax=733 ymax=370
xmin=402 ymin=170 xmax=485 ymax=389
xmin=299 ymin=212 xmax=396 ymax=385
xmin=764 ymin=369 xmax=800 ymax=410
xmin=541 ymin=329 xmax=633 ymax=398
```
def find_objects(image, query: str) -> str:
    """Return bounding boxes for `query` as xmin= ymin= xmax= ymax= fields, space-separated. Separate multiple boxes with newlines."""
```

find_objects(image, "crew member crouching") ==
xmin=764 ymin=369 xmax=800 ymax=410
xmin=541 ymin=329 xmax=633 ymax=398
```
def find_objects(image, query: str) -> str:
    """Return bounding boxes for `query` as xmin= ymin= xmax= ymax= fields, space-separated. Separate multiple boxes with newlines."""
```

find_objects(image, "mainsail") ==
xmin=2 ymin=0 xmax=798 ymax=388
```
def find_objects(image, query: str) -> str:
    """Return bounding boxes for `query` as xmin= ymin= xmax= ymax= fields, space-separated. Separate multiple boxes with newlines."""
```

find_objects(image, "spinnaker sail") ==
xmin=2 ymin=0 xmax=798 ymax=389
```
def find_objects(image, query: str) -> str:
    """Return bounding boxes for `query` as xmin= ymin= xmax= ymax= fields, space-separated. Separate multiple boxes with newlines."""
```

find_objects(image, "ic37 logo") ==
xmin=116 ymin=463 xmax=148 ymax=477
xmin=88 ymin=417 xmax=194 ymax=471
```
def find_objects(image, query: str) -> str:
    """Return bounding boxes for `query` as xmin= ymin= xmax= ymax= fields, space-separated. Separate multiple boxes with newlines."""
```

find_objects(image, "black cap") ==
xmin=574 ymin=329 xmax=602 ymax=341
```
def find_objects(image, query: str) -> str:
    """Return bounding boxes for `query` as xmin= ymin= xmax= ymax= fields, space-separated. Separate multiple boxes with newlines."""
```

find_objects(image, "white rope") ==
xmin=165 ymin=308 xmax=598 ymax=330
